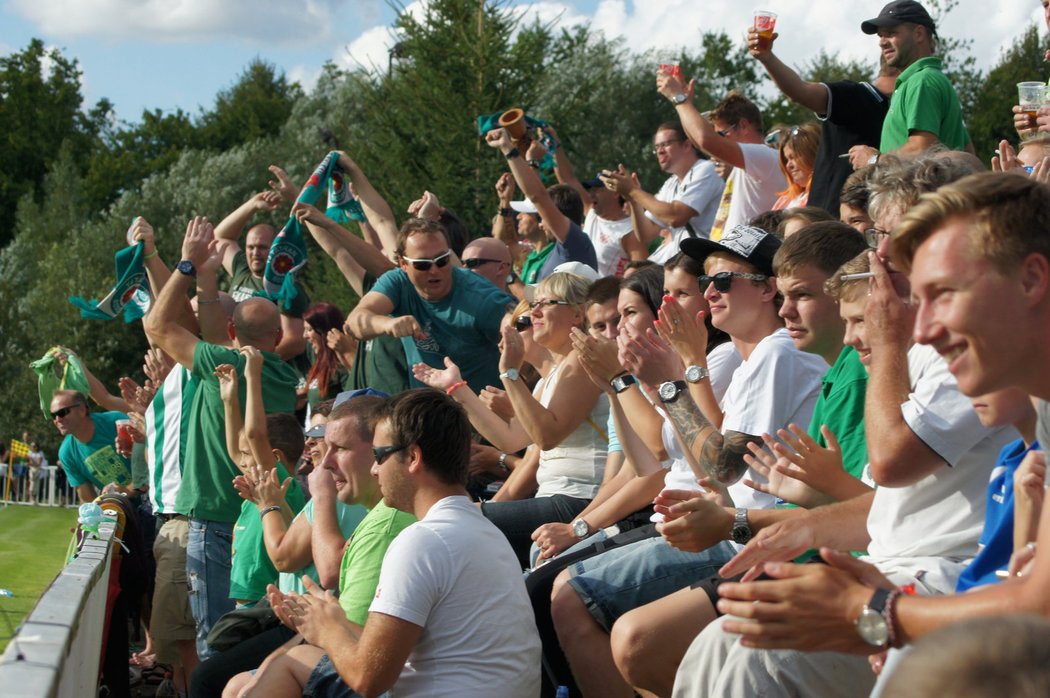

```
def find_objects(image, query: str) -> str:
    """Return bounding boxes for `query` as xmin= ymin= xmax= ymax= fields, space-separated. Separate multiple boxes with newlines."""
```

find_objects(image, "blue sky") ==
xmin=0 ymin=0 xmax=1043 ymax=123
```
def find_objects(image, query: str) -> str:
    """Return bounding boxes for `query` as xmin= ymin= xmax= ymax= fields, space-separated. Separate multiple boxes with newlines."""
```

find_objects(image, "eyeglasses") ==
xmin=529 ymin=298 xmax=572 ymax=310
xmin=716 ymin=123 xmax=738 ymax=138
xmin=372 ymin=444 xmax=407 ymax=465
xmin=699 ymin=271 xmax=769 ymax=293
xmin=401 ymin=250 xmax=452 ymax=271
xmin=51 ymin=404 xmax=83 ymax=420
xmin=651 ymin=139 xmax=683 ymax=155
xmin=864 ymin=227 xmax=891 ymax=249
xmin=463 ymin=257 xmax=502 ymax=269
xmin=514 ymin=315 xmax=533 ymax=331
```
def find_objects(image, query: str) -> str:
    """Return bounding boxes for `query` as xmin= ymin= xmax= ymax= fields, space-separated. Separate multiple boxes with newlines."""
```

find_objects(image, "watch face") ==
xmin=857 ymin=609 xmax=889 ymax=646
xmin=572 ymin=519 xmax=589 ymax=538
xmin=658 ymin=381 xmax=679 ymax=401
xmin=685 ymin=365 xmax=709 ymax=383
xmin=731 ymin=525 xmax=751 ymax=545
xmin=502 ymin=368 xmax=519 ymax=381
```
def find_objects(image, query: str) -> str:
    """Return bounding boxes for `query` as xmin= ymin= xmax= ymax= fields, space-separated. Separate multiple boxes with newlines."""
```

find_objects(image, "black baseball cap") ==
xmin=861 ymin=0 xmax=936 ymax=35
xmin=680 ymin=225 xmax=781 ymax=277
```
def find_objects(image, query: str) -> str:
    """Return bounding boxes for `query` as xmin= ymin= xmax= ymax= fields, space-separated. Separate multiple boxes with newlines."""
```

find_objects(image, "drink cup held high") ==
xmin=754 ymin=10 xmax=778 ymax=51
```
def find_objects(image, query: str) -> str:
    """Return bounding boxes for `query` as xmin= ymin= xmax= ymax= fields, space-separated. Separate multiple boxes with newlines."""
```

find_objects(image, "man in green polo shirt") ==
xmin=847 ymin=1 xmax=972 ymax=167
xmin=145 ymin=215 xmax=299 ymax=659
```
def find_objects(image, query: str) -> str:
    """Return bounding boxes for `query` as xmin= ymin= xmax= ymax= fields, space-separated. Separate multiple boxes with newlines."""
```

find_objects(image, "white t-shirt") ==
xmin=370 ymin=496 xmax=541 ymax=697
xmin=583 ymin=208 xmax=634 ymax=277
xmin=863 ymin=344 xmax=1017 ymax=594
xmin=646 ymin=158 xmax=724 ymax=253
xmin=723 ymin=142 xmax=786 ymax=232
xmin=720 ymin=329 xmax=828 ymax=511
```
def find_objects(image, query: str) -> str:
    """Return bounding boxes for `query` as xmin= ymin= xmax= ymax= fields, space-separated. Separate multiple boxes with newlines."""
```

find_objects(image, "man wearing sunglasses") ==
xmin=51 ymin=389 xmax=132 ymax=503
xmin=347 ymin=218 xmax=515 ymax=394
xmin=460 ymin=237 xmax=513 ymax=292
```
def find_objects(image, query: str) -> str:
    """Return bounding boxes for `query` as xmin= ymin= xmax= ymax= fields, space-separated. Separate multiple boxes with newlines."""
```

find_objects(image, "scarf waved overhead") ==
xmin=476 ymin=110 xmax=558 ymax=171
xmin=68 ymin=238 xmax=152 ymax=323
xmin=30 ymin=346 xmax=91 ymax=420
xmin=261 ymin=152 xmax=365 ymax=310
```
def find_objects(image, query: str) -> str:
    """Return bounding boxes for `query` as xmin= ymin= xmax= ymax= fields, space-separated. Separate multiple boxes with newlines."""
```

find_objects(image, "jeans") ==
xmin=189 ymin=624 xmax=296 ymax=698
xmin=186 ymin=518 xmax=235 ymax=659
xmin=481 ymin=494 xmax=590 ymax=569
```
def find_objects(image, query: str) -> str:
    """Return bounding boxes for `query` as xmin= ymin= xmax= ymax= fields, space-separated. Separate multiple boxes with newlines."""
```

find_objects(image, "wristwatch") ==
xmin=684 ymin=365 xmax=710 ymax=384
xmin=856 ymin=588 xmax=892 ymax=648
xmin=176 ymin=259 xmax=197 ymax=277
xmin=505 ymin=147 xmax=521 ymax=160
xmin=611 ymin=374 xmax=637 ymax=394
xmin=658 ymin=380 xmax=687 ymax=403
xmin=499 ymin=368 xmax=520 ymax=381
xmin=731 ymin=508 xmax=752 ymax=545
xmin=671 ymin=93 xmax=688 ymax=105
xmin=571 ymin=518 xmax=592 ymax=539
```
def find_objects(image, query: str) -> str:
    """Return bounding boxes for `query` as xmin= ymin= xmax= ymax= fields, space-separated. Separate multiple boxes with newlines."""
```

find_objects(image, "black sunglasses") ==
xmin=699 ymin=271 xmax=768 ymax=293
xmin=401 ymin=250 xmax=452 ymax=271
xmin=51 ymin=404 xmax=83 ymax=419
xmin=514 ymin=315 xmax=532 ymax=332
xmin=372 ymin=444 xmax=407 ymax=465
xmin=463 ymin=257 xmax=502 ymax=269
xmin=529 ymin=298 xmax=572 ymax=310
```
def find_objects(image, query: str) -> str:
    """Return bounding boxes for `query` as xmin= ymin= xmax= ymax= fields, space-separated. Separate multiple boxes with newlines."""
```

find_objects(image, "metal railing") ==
xmin=0 ymin=520 xmax=116 ymax=697
xmin=0 ymin=466 xmax=77 ymax=507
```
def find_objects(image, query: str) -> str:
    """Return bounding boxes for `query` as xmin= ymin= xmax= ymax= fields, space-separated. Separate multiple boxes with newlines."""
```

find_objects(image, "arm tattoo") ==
xmin=663 ymin=391 xmax=760 ymax=485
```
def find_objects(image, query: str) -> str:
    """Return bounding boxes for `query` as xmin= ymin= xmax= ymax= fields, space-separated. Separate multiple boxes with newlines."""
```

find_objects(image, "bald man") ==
xmin=145 ymin=216 xmax=299 ymax=659
xmin=461 ymin=237 xmax=513 ymax=291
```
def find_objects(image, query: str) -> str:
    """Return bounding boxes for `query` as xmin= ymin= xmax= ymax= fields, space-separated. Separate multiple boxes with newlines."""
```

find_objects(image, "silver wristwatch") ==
xmin=499 ymin=368 xmax=520 ymax=381
xmin=671 ymin=93 xmax=688 ymax=105
xmin=611 ymin=374 xmax=637 ymax=394
xmin=658 ymin=380 xmax=686 ymax=403
xmin=731 ymin=508 xmax=752 ymax=544
xmin=684 ymin=365 xmax=710 ymax=384
xmin=856 ymin=588 xmax=892 ymax=648
xmin=571 ymin=518 xmax=592 ymax=539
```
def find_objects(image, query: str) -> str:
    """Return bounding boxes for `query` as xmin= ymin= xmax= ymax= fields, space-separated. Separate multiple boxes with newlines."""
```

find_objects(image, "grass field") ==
xmin=0 ymin=505 xmax=79 ymax=654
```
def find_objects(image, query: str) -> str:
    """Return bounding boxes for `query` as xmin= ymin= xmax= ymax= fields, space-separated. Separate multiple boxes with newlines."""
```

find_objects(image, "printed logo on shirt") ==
xmin=84 ymin=445 xmax=130 ymax=486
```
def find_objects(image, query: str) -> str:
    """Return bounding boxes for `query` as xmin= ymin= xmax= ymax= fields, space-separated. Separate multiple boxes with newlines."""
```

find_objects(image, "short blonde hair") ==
xmin=824 ymin=251 xmax=871 ymax=302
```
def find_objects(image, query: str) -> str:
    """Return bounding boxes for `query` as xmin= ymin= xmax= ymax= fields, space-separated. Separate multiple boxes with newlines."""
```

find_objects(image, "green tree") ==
xmin=967 ymin=24 xmax=1046 ymax=161
xmin=198 ymin=59 xmax=303 ymax=152
xmin=0 ymin=40 xmax=101 ymax=248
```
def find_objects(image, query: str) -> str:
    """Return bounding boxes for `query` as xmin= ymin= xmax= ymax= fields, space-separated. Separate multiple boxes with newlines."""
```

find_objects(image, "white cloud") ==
xmin=8 ymin=0 xmax=345 ymax=45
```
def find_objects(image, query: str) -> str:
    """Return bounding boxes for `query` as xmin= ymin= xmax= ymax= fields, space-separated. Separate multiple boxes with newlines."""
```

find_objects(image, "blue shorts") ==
xmin=303 ymin=654 xmax=381 ymax=698
xmin=567 ymin=535 xmax=737 ymax=630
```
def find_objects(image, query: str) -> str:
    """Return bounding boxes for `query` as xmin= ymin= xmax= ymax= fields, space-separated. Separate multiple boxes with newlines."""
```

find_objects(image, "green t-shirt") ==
xmin=227 ymin=249 xmax=310 ymax=318
xmin=229 ymin=461 xmax=306 ymax=602
xmin=348 ymin=272 xmax=410 ymax=395
xmin=808 ymin=345 xmax=869 ymax=479
xmin=337 ymin=500 xmax=416 ymax=625
xmin=278 ymin=498 xmax=370 ymax=595
xmin=520 ymin=241 xmax=555 ymax=285
xmin=58 ymin=411 xmax=131 ymax=489
xmin=880 ymin=56 xmax=970 ymax=152
xmin=175 ymin=343 xmax=298 ymax=522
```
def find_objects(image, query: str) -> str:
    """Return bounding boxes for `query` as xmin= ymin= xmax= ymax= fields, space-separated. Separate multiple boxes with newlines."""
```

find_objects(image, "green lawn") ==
xmin=0 ymin=506 xmax=78 ymax=654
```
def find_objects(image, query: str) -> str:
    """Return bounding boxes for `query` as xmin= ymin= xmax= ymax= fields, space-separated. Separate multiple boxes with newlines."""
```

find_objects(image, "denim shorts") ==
xmin=303 ymin=654 xmax=379 ymax=698
xmin=567 ymin=535 xmax=737 ymax=630
xmin=186 ymin=517 xmax=235 ymax=660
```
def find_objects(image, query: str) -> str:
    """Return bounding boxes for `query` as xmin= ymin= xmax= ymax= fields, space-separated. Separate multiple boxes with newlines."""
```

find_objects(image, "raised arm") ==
xmin=747 ymin=29 xmax=829 ymax=115
xmin=240 ymin=346 xmax=277 ymax=473
xmin=293 ymin=202 xmax=394 ymax=296
xmin=213 ymin=191 xmax=282 ymax=275
xmin=143 ymin=217 xmax=211 ymax=370
xmin=214 ymin=363 xmax=246 ymax=466
xmin=487 ymin=128 xmax=572 ymax=245
xmin=308 ymin=466 xmax=350 ymax=589
xmin=194 ymin=240 xmax=231 ymax=345
xmin=656 ymin=75 xmax=746 ymax=170
xmin=335 ymin=152 xmax=400 ymax=259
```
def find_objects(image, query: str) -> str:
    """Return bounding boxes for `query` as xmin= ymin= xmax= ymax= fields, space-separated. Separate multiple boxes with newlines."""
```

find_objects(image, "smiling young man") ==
xmin=346 ymin=218 xmax=514 ymax=393
xmin=51 ymin=389 xmax=131 ymax=503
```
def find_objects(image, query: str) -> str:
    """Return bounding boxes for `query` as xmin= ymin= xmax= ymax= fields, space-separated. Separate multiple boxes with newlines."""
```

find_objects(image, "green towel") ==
xmin=68 ymin=238 xmax=152 ymax=322
xmin=30 ymin=347 xmax=91 ymax=419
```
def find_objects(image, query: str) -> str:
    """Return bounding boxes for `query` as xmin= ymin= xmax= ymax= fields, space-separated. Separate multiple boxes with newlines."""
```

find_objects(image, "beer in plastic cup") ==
xmin=754 ymin=10 xmax=778 ymax=51
xmin=657 ymin=51 xmax=682 ymax=81
xmin=116 ymin=420 xmax=133 ymax=454
xmin=1017 ymin=82 xmax=1047 ymax=128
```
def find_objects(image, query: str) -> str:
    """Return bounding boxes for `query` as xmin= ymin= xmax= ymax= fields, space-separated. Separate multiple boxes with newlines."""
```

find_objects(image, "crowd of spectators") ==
xmin=40 ymin=1 xmax=1050 ymax=696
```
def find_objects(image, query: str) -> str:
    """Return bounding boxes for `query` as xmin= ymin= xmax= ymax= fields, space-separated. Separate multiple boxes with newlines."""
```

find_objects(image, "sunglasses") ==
xmin=401 ymin=250 xmax=452 ymax=271
xmin=463 ymin=257 xmax=502 ymax=269
xmin=514 ymin=315 xmax=533 ymax=332
xmin=529 ymin=298 xmax=572 ymax=310
xmin=699 ymin=271 xmax=768 ymax=293
xmin=51 ymin=404 xmax=83 ymax=419
xmin=372 ymin=444 xmax=407 ymax=465
xmin=864 ymin=227 xmax=890 ymax=249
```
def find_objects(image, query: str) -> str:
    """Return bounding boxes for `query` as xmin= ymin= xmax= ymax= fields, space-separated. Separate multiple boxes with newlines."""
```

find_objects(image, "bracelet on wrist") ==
xmin=143 ymin=249 xmax=158 ymax=260
xmin=498 ymin=207 xmax=514 ymax=217
xmin=527 ymin=159 xmax=541 ymax=169
xmin=196 ymin=297 xmax=221 ymax=305
xmin=498 ymin=452 xmax=510 ymax=474
xmin=446 ymin=380 xmax=469 ymax=396
xmin=259 ymin=505 xmax=282 ymax=518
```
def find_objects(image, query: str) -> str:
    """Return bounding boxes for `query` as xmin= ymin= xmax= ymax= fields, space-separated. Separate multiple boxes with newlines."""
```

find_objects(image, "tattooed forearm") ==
xmin=715 ymin=432 xmax=764 ymax=485
xmin=663 ymin=390 xmax=760 ymax=485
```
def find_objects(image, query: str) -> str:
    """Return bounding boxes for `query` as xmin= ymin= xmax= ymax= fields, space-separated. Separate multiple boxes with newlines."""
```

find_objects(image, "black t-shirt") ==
xmin=808 ymin=81 xmax=890 ymax=214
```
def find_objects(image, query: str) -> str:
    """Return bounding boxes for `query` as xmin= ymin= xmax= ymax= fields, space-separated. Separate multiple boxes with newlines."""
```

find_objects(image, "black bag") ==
xmin=205 ymin=598 xmax=282 ymax=651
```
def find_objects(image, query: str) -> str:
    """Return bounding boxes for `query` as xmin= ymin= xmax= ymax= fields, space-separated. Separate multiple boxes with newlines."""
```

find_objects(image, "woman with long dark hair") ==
xmin=301 ymin=302 xmax=354 ymax=414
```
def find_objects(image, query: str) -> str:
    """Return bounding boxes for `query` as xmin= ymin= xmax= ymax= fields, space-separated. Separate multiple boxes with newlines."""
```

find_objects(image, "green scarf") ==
xmin=262 ymin=152 xmax=364 ymax=310
xmin=476 ymin=110 xmax=557 ymax=171
xmin=68 ymin=239 xmax=152 ymax=322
